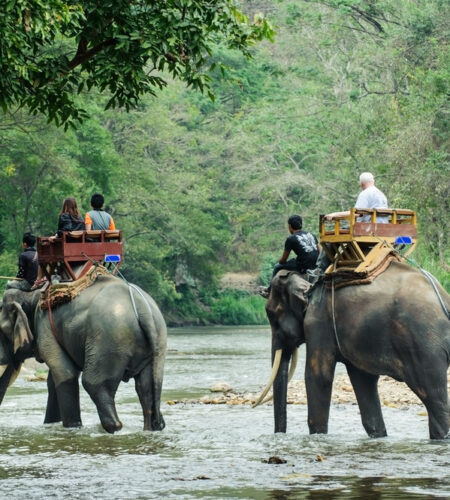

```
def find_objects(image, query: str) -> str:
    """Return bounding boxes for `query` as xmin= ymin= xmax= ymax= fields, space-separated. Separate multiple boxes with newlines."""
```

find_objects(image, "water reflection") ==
xmin=0 ymin=326 xmax=448 ymax=499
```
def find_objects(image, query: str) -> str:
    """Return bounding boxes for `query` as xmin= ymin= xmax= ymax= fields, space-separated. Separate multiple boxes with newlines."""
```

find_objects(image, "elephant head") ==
xmin=254 ymin=270 xmax=311 ymax=432
xmin=0 ymin=289 xmax=38 ymax=403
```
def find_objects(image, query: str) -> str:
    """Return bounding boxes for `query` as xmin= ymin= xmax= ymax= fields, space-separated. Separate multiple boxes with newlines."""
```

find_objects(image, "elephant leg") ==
xmin=82 ymin=371 xmax=122 ymax=434
xmin=44 ymin=351 xmax=82 ymax=428
xmin=424 ymin=398 xmax=450 ymax=440
xmin=305 ymin=348 xmax=336 ymax=434
xmin=0 ymin=364 xmax=15 ymax=404
xmin=44 ymin=370 xmax=61 ymax=424
xmin=404 ymin=369 xmax=449 ymax=440
xmin=273 ymin=349 xmax=290 ymax=433
xmin=346 ymin=365 xmax=387 ymax=438
xmin=135 ymin=362 xmax=165 ymax=431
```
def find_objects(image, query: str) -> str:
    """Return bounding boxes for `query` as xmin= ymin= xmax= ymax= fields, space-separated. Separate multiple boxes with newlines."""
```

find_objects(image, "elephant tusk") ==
xmin=0 ymin=365 xmax=7 ymax=379
xmin=289 ymin=347 xmax=299 ymax=381
xmin=259 ymin=347 xmax=299 ymax=405
xmin=252 ymin=349 xmax=282 ymax=408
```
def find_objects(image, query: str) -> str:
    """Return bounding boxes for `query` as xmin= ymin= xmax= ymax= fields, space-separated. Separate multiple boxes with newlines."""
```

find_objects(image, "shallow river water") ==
xmin=0 ymin=326 xmax=449 ymax=499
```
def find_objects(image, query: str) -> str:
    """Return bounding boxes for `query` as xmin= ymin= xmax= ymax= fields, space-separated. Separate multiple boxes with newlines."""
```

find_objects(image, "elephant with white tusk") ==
xmin=0 ymin=275 xmax=167 ymax=433
xmin=256 ymin=262 xmax=450 ymax=439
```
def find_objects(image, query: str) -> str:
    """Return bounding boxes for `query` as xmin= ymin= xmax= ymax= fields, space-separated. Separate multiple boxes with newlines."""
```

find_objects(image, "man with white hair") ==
xmin=314 ymin=172 xmax=389 ymax=274
xmin=326 ymin=171 xmax=388 ymax=223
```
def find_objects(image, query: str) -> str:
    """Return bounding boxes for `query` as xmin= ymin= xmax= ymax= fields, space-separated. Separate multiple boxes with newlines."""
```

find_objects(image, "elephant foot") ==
xmin=367 ymin=429 xmax=388 ymax=438
xmin=150 ymin=414 xmax=165 ymax=431
xmin=102 ymin=419 xmax=123 ymax=434
xmin=62 ymin=420 xmax=82 ymax=428
xmin=429 ymin=429 xmax=450 ymax=440
xmin=44 ymin=416 xmax=62 ymax=424
xmin=308 ymin=422 xmax=328 ymax=434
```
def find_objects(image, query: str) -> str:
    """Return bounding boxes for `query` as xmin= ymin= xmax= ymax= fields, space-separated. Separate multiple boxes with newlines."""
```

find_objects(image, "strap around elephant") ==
xmin=331 ymin=276 xmax=345 ymax=356
xmin=46 ymin=290 xmax=61 ymax=345
xmin=419 ymin=268 xmax=450 ymax=320
xmin=377 ymin=238 xmax=449 ymax=321
xmin=128 ymin=283 xmax=154 ymax=324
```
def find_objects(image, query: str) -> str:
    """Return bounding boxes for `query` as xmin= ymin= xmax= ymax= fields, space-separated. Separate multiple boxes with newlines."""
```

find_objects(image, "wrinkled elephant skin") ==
xmin=0 ymin=276 xmax=167 ymax=433
xmin=265 ymin=262 xmax=450 ymax=439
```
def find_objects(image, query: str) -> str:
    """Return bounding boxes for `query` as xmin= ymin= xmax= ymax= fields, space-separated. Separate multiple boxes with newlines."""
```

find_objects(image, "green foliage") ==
xmin=0 ymin=0 xmax=274 ymax=128
xmin=1 ymin=0 xmax=449 ymax=324
xmin=259 ymin=254 xmax=278 ymax=287
xmin=0 ymin=250 xmax=16 ymax=295
xmin=410 ymin=247 xmax=450 ymax=292
xmin=209 ymin=290 xmax=268 ymax=325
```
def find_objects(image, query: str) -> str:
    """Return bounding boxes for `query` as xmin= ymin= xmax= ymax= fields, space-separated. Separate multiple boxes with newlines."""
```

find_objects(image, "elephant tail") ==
xmin=127 ymin=284 xmax=166 ymax=351
xmin=128 ymin=284 xmax=167 ymax=430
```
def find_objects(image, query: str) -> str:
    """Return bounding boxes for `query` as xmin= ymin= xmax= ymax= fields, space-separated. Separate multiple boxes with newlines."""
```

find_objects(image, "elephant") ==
xmin=255 ymin=262 xmax=450 ymax=439
xmin=0 ymin=274 xmax=167 ymax=433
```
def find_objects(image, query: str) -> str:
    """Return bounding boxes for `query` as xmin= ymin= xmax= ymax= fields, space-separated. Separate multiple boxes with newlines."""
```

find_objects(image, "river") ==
xmin=0 ymin=326 xmax=448 ymax=499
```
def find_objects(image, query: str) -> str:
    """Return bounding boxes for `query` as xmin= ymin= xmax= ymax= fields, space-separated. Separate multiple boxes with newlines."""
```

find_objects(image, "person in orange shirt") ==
xmin=85 ymin=193 xmax=116 ymax=230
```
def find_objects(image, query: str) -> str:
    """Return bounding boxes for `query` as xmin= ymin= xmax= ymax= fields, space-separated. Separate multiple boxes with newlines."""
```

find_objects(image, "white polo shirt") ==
xmin=355 ymin=186 xmax=388 ymax=223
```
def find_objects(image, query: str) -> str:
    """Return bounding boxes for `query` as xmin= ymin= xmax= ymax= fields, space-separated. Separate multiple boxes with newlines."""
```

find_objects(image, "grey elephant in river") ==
xmin=0 ymin=275 xmax=167 ymax=433
xmin=255 ymin=262 xmax=450 ymax=439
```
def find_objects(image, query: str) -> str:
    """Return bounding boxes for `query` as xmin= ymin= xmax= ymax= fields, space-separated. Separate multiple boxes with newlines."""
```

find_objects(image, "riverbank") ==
xmin=22 ymin=360 xmax=450 ymax=410
xmin=166 ymin=372 xmax=450 ymax=409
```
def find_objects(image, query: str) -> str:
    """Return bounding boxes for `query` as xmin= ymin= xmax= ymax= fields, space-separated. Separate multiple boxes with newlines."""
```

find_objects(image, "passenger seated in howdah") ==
xmin=317 ymin=171 xmax=389 ymax=272
xmin=325 ymin=171 xmax=388 ymax=223
xmin=36 ymin=198 xmax=123 ymax=284
xmin=85 ymin=193 xmax=116 ymax=230
xmin=49 ymin=197 xmax=85 ymax=240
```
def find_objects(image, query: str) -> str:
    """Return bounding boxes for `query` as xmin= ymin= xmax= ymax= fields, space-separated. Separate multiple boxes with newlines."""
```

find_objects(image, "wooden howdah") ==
xmin=319 ymin=208 xmax=417 ymax=274
xmin=37 ymin=230 xmax=123 ymax=282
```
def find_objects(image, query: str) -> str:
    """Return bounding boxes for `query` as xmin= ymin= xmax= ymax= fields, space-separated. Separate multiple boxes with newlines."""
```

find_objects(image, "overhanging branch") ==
xmin=68 ymin=38 xmax=117 ymax=71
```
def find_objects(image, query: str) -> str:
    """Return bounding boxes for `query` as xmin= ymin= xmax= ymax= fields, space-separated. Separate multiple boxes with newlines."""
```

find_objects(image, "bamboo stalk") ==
xmin=0 ymin=276 xmax=22 ymax=280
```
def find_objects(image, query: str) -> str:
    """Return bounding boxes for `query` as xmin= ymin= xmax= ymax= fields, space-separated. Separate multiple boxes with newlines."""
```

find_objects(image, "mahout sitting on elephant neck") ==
xmin=260 ymin=261 xmax=450 ymax=439
xmin=0 ymin=275 xmax=167 ymax=433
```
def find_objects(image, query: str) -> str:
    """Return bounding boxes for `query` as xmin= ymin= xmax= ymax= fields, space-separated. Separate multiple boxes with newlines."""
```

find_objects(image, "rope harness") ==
xmin=330 ymin=277 xmax=344 ymax=356
xmin=128 ymin=283 xmax=155 ymax=325
xmin=45 ymin=289 xmax=61 ymax=346
xmin=419 ymin=268 xmax=450 ymax=320
xmin=40 ymin=259 xmax=154 ymax=347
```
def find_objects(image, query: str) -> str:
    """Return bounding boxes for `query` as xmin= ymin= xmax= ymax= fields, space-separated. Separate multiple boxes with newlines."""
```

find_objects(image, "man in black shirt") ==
xmin=259 ymin=215 xmax=319 ymax=298
xmin=8 ymin=233 xmax=39 ymax=291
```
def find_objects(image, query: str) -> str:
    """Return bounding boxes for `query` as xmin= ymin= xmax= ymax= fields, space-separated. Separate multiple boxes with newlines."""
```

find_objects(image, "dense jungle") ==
xmin=0 ymin=0 xmax=449 ymax=325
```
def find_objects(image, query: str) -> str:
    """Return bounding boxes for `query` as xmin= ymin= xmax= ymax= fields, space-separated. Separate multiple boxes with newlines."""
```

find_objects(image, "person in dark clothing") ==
xmin=272 ymin=215 xmax=319 ymax=277
xmin=84 ymin=193 xmax=116 ymax=230
xmin=7 ymin=233 xmax=39 ymax=291
xmin=49 ymin=197 xmax=85 ymax=240
xmin=259 ymin=215 xmax=319 ymax=298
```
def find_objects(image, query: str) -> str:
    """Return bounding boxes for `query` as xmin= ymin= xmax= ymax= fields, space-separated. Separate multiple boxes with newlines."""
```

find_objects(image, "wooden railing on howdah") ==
xmin=37 ymin=230 xmax=123 ymax=282
xmin=319 ymin=208 xmax=417 ymax=274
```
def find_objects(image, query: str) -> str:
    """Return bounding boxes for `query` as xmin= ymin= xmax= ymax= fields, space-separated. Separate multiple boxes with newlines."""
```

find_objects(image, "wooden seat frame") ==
xmin=37 ymin=230 xmax=123 ymax=282
xmin=319 ymin=208 xmax=417 ymax=274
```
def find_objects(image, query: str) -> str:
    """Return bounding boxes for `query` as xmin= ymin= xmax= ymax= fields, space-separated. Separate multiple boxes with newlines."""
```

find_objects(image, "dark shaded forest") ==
xmin=1 ymin=0 xmax=448 ymax=324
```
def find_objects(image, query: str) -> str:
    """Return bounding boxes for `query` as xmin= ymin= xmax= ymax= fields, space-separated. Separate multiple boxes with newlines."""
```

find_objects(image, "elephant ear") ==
xmin=12 ymin=302 xmax=34 ymax=354
xmin=287 ymin=275 xmax=311 ymax=316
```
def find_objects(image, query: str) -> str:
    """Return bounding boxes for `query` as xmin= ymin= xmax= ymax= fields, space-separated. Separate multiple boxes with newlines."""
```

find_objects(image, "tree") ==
xmin=0 ymin=0 xmax=273 ymax=129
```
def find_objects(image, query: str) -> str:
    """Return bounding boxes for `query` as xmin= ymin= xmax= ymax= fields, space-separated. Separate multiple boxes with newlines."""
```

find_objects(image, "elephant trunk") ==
xmin=273 ymin=349 xmax=291 ymax=433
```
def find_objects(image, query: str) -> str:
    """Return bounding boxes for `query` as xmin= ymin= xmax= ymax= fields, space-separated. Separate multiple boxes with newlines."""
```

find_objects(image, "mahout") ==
xmin=256 ymin=263 xmax=450 ymax=439
xmin=0 ymin=275 xmax=167 ymax=433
